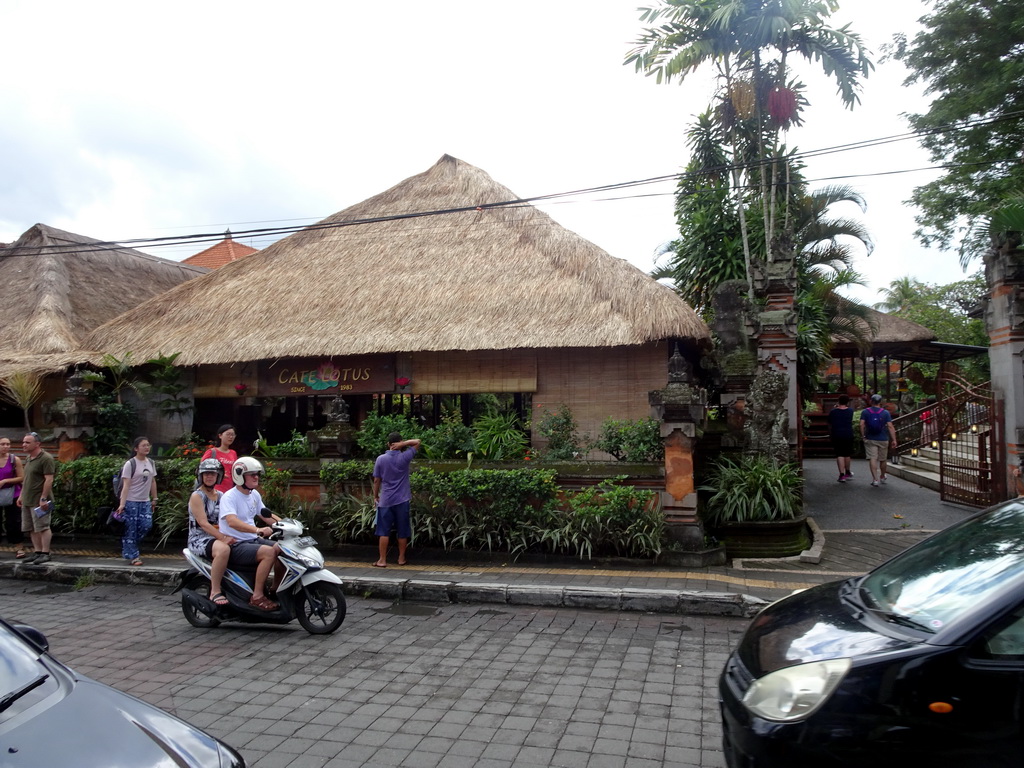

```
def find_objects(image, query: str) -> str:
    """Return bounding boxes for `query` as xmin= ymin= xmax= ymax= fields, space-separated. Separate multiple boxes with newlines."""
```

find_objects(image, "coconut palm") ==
xmin=873 ymin=277 xmax=922 ymax=314
xmin=627 ymin=0 xmax=873 ymax=276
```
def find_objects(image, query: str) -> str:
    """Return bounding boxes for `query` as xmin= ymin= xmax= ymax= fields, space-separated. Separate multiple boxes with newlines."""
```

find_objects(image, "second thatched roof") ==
xmin=0 ymin=224 xmax=206 ymax=370
xmin=84 ymin=155 xmax=710 ymax=365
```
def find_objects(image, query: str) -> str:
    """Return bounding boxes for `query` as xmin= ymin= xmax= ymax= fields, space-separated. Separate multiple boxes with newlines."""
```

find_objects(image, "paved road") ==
xmin=1 ymin=580 xmax=746 ymax=768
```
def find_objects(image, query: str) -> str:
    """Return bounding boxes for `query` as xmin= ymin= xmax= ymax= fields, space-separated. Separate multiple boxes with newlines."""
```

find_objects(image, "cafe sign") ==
xmin=259 ymin=355 xmax=395 ymax=396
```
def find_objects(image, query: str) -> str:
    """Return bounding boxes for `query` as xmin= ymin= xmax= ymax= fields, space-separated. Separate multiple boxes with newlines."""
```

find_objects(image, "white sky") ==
xmin=1 ymin=0 xmax=970 ymax=305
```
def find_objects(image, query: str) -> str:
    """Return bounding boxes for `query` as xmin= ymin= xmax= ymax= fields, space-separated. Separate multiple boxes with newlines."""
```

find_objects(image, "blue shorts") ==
xmin=375 ymin=502 xmax=411 ymax=539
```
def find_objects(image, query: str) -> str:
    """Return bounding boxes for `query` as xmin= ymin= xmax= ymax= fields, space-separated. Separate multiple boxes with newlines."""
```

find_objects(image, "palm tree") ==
xmin=873 ymin=277 xmax=922 ymax=314
xmin=627 ymin=0 xmax=873 ymax=274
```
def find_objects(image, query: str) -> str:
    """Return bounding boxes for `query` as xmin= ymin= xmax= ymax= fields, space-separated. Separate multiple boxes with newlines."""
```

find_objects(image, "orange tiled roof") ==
xmin=183 ymin=233 xmax=258 ymax=269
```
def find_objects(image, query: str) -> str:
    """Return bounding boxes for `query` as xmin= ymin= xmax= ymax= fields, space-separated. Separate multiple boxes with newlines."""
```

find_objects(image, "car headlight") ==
xmin=742 ymin=658 xmax=851 ymax=722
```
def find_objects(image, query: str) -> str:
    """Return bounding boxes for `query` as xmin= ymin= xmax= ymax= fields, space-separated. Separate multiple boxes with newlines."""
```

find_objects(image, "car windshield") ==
xmin=0 ymin=622 xmax=48 ymax=708
xmin=859 ymin=500 xmax=1024 ymax=633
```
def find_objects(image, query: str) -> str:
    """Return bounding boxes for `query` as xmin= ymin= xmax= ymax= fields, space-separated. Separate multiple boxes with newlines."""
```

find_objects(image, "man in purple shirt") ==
xmin=372 ymin=431 xmax=421 ymax=567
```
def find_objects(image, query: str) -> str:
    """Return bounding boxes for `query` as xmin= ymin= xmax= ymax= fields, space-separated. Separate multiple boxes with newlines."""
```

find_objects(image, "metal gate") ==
xmin=936 ymin=374 xmax=1003 ymax=507
xmin=891 ymin=374 xmax=1004 ymax=508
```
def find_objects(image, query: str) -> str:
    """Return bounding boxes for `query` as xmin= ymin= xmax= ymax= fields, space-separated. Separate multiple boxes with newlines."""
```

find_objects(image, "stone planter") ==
xmin=711 ymin=515 xmax=811 ymax=559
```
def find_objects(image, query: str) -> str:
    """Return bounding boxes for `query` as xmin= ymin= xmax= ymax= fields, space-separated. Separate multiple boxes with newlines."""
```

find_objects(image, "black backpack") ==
xmin=112 ymin=458 xmax=138 ymax=501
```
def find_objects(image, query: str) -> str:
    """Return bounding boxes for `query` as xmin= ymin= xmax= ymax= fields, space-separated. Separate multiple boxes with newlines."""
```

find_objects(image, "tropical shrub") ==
xmin=253 ymin=429 xmax=315 ymax=458
xmin=700 ymin=455 xmax=803 ymax=525
xmin=542 ymin=478 xmax=662 ymax=559
xmin=320 ymin=459 xmax=375 ymax=496
xmin=354 ymin=412 xmax=427 ymax=457
xmin=472 ymin=412 xmax=528 ymax=460
xmin=534 ymin=404 xmax=587 ymax=460
xmin=592 ymin=418 xmax=663 ymax=462
xmin=422 ymin=412 xmax=475 ymax=460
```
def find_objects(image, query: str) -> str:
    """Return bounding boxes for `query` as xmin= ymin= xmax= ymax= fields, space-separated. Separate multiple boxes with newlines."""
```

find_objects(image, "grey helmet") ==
xmin=231 ymin=456 xmax=265 ymax=487
xmin=197 ymin=457 xmax=224 ymax=486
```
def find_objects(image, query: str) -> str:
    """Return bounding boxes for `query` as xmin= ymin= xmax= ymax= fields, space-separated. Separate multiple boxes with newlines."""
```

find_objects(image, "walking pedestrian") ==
xmin=861 ymin=394 xmax=897 ymax=487
xmin=372 ymin=432 xmax=421 ymax=568
xmin=20 ymin=432 xmax=55 ymax=565
xmin=115 ymin=437 xmax=158 ymax=565
xmin=827 ymin=395 xmax=855 ymax=482
xmin=0 ymin=437 xmax=25 ymax=557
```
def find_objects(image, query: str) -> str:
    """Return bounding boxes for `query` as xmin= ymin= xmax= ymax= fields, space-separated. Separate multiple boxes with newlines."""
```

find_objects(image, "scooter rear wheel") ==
xmin=181 ymin=574 xmax=221 ymax=629
xmin=297 ymin=582 xmax=346 ymax=634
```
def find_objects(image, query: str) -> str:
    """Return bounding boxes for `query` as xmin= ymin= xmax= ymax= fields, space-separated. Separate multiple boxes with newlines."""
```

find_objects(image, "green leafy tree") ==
xmin=889 ymin=273 xmax=990 ymax=382
xmin=874 ymin=277 xmax=923 ymax=313
xmin=890 ymin=0 xmax=1024 ymax=260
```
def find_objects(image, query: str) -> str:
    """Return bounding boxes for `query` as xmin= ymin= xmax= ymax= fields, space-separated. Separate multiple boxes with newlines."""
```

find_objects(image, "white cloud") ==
xmin=0 ymin=0 xmax=974 ymax=297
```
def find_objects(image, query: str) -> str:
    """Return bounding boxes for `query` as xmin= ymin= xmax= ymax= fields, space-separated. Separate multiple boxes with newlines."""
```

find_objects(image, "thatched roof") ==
xmin=84 ymin=155 xmax=710 ymax=365
xmin=0 ymin=224 xmax=207 ymax=365
xmin=832 ymin=302 xmax=938 ymax=359
xmin=182 ymin=231 xmax=259 ymax=269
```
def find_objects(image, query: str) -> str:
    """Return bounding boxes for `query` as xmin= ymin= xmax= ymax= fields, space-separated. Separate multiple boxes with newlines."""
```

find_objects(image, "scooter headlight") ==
xmin=742 ymin=658 xmax=850 ymax=722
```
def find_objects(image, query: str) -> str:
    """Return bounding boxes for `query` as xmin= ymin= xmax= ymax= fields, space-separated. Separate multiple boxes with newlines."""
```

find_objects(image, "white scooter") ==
xmin=175 ymin=518 xmax=346 ymax=635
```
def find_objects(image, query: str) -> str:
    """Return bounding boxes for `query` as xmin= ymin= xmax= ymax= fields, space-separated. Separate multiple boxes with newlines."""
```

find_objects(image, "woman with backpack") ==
xmin=201 ymin=424 xmax=237 ymax=494
xmin=115 ymin=437 xmax=158 ymax=565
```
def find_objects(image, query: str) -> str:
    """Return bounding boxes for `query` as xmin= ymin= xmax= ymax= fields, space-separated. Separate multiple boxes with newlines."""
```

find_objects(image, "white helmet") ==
xmin=231 ymin=456 xmax=265 ymax=486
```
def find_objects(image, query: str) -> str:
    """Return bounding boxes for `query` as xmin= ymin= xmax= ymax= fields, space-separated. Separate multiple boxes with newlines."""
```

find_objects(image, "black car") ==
xmin=0 ymin=617 xmax=245 ymax=767
xmin=720 ymin=498 xmax=1024 ymax=767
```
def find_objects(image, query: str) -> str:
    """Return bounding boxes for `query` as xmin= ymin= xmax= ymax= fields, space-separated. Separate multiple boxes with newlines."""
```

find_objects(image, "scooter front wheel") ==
xmin=297 ymin=581 xmax=346 ymax=634
xmin=181 ymin=573 xmax=221 ymax=629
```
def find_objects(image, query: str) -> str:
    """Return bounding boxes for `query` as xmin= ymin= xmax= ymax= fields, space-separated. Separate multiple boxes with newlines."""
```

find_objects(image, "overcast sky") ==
xmin=2 ymin=0 xmax=968 ymax=305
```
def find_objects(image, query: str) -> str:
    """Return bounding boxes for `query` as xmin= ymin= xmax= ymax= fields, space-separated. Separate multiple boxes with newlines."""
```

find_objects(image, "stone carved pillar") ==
xmin=649 ymin=345 xmax=708 ymax=548
xmin=983 ymin=234 xmax=1024 ymax=492
xmin=749 ymin=244 xmax=799 ymax=454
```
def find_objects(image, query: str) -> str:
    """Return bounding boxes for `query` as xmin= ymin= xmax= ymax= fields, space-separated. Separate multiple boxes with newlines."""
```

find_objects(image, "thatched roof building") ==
xmin=85 ymin=155 xmax=709 ymax=363
xmin=0 ymin=224 xmax=206 ymax=375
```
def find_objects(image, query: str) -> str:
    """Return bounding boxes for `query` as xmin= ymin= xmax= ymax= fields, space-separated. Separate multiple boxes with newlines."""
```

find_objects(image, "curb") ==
xmin=0 ymin=561 xmax=769 ymax=618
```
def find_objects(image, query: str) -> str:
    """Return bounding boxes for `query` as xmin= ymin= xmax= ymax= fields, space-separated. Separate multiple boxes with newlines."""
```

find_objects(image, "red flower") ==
xmin=395 ymin=377 xmax=411 ymax=387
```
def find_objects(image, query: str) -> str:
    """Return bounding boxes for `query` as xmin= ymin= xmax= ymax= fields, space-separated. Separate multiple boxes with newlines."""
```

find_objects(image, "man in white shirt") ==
xmin=218 ymin=457 xmax=282 ymax=611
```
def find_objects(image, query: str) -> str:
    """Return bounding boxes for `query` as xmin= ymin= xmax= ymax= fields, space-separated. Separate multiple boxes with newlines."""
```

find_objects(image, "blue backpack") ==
xmin=863 ymin=407 xmax=887 ymax=435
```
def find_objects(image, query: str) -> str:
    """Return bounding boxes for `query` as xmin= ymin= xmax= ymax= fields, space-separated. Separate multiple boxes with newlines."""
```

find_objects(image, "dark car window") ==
xmin=971 ymin=606 xmax=1024 ymax=661
xmin=859 ymin=501 xmax=1024 ymax=633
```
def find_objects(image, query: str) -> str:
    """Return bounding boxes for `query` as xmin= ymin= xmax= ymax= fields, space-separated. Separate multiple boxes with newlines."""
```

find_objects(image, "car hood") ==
xmin=738 ymin=580 xmax=916 ymax=677
xmin=2 ymin=673 xmax=241 ymax=768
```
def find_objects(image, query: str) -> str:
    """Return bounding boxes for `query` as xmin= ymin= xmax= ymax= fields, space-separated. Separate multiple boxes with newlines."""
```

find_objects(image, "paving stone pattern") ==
xmin=0 ymin=580 xmax=746 ymax=768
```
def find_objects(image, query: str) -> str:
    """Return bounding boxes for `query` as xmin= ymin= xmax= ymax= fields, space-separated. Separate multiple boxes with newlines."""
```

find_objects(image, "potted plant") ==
xmin=700 ymin=455 xmax=809 ymax=557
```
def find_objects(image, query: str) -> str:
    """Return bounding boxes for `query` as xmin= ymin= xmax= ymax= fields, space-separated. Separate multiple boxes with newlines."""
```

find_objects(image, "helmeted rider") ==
xmin=187 ymin=457 xmax=236 ymax=607
xmin=217 ymin=456 xmax=284 ymax=611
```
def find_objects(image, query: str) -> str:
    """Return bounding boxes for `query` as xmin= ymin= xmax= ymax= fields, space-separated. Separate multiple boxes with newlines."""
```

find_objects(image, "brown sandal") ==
xmin=249 ymin=595 xmax=279 ymax=611
xmin=14 ymin=548 xmax=26 ymax=559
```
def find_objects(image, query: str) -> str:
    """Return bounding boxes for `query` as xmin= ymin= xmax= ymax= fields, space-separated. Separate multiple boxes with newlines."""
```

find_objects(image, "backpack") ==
xmin=113 ymin=458 xmax=138 ymax=501
xmin=863 ymin=407 xmax=887 ymax=435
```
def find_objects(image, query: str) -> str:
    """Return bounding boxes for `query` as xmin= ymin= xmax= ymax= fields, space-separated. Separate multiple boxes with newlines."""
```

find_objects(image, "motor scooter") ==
xmin=174 ymin=518 xmax=346 ymax=635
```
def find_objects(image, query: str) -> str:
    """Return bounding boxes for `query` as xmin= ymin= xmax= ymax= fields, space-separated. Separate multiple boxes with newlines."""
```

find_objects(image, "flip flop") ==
xmin=14 ymin=549 xmax=26 ymax=559
xmin=130 ymin=558 xmax=143 ymax=566
xmin=210 ymin=592 xmax=229 ymax=606
xmin=372 ymin=562 xmax=387 ymax=568
xmin=397 ymin=560 xmax=407 ymax=566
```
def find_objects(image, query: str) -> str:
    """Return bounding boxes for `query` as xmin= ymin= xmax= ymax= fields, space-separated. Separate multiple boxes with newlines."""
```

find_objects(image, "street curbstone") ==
xmin=402 ymin=579 xmax=454 ymax=603
xmin=344 ymin=577 xmax=405 ymax=600
xmin=507 ymin=584 xmax=564 ymax=607
xmin=563 ymin=586 xmax=622 ymax=611
xmin=449 ymin=582 xmax=509 ymax=605
xmin=619 ymin=588 xmax=684 ymax=613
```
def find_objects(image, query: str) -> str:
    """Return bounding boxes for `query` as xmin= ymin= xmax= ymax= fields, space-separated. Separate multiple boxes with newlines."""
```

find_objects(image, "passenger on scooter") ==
xmin=218 ymin=456 xmax=284 ymax=611
xmin=187 ymin=458 xmax=236 ymax=607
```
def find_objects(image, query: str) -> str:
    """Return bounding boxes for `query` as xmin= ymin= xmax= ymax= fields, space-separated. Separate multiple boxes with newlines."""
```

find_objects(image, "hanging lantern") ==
xmin=767 ymin=86 xmax=799 ymax=126
xmin=729 ymin=80 xmax=757 ymax=119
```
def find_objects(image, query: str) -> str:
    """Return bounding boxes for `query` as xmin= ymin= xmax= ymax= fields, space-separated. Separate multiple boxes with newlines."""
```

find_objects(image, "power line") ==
xmin=5 ymin=110 xmax=1021 ymax=257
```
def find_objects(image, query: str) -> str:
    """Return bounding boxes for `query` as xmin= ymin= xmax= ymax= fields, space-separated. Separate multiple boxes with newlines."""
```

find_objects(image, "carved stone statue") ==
xmin=744 ymin=369 xmax=791 ymax=465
